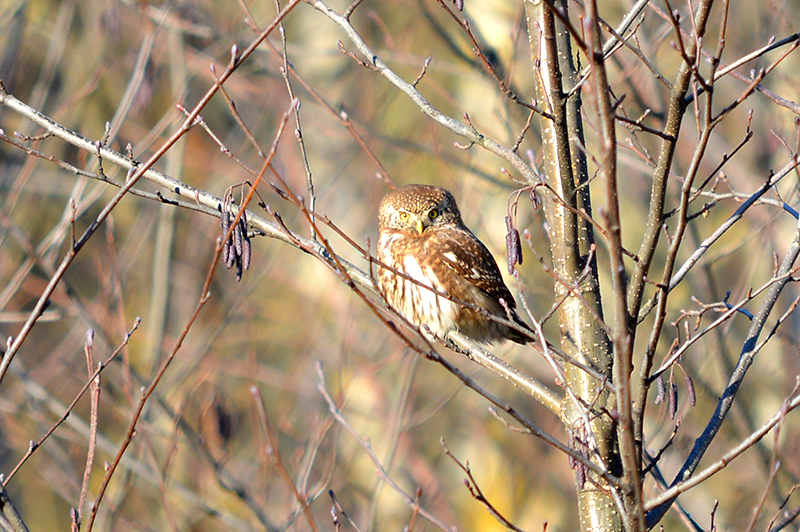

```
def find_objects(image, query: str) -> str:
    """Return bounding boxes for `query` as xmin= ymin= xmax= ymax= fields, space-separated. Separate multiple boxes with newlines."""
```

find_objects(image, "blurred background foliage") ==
xmin=1 ymin=0 xmax=800 ymax=530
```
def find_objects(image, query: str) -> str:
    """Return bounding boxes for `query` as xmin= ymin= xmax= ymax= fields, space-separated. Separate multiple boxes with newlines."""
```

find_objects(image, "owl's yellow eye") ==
xmin=428 ymin=209 xmax=439 ymax=219
xmin=399 ymin=212 xmax=410 ymax=222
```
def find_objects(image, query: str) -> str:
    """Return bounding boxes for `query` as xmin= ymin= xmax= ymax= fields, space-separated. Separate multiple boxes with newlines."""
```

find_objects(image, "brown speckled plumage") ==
xmin=377 ymin=184 xmax=531 ymax=344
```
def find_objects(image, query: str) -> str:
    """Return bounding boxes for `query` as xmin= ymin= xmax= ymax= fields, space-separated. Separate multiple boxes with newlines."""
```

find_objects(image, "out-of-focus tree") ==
xmin=1 ymin=0 xmax=800 ymax=531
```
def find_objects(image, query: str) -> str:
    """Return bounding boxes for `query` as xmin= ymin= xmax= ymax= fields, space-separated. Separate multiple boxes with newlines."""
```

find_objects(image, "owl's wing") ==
xmin=433 ymin=227 xmax=517 ymax=309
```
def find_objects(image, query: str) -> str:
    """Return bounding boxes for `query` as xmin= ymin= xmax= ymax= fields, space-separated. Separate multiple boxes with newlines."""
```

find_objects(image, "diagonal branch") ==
xmin=304 ymin=0 xmax=538 ymax=185
xmin=0 ymin=0 xmax=303 ymax=388
xmin=0 ymin=85 xmax=562 ymax=414
xmin=646 ymin=215 xmax=800 ymax=526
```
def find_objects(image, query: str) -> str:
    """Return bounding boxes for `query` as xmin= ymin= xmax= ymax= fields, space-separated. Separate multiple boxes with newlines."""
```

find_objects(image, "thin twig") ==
xmin=441 ymin=440 xmax=528 ymax=532
xmin=251 ymin=386 xmax=319 ymax=532
xmin=0 ymin=0 xmax=303 ymax=388
xmin=1 ymin=318 xmax=141 ymax=486
xmin=645 ymin=386 xmax=800 ymax=511
xmin=316 ymin=363 xmax=455 ymax=532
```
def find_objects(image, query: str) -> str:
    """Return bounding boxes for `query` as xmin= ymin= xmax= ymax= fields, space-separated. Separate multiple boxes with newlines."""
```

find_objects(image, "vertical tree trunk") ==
xmin=524 ymin=1 xmax=623 ymax=530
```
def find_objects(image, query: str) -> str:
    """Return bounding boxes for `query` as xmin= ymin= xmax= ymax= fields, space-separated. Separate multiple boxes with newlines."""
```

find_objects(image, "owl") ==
xmin=377 ymin=184 xmax=531 ymax=344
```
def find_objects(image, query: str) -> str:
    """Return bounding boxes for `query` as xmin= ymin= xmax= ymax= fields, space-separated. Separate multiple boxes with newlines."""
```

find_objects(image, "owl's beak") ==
xmin=415 ymin=219 xmax=424 ymax=234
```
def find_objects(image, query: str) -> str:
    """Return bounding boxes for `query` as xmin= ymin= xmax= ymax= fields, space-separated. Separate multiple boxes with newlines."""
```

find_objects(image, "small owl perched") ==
xmin=377 ymin=184 xmax=531 ymax=344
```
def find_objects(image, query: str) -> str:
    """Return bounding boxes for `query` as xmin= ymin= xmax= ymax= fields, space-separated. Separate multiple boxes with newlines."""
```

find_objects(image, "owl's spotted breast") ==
xmin=377 ymin=231 xmax=459 ymax=339
xmin=377 ymin=184 xmax=531 ymax=344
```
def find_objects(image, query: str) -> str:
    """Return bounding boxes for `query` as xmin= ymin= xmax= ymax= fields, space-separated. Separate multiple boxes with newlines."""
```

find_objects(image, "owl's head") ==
xmin=378 ymin=184 xmax=464 ymax=234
